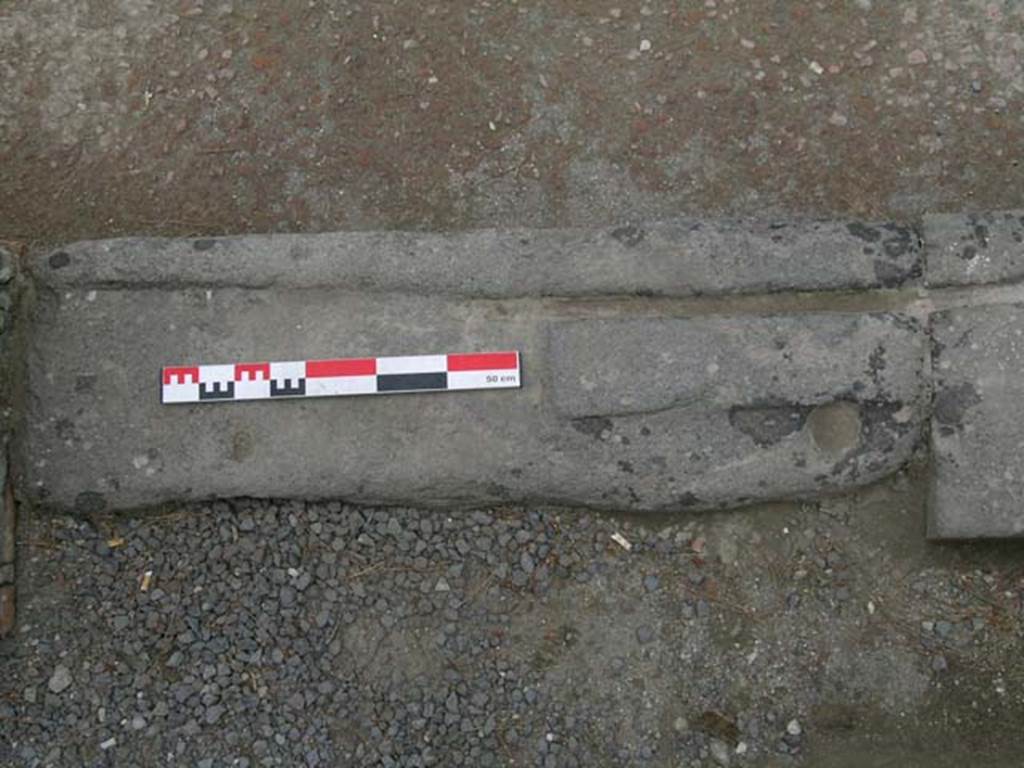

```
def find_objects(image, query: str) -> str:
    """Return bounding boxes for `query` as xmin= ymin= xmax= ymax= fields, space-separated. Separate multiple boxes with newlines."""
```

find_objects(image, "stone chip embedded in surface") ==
xmin=20 ymin=231 xmax=930 ymax=514
xmin=923 ymin=210 xmax=1024 ymax=288
xmin=929 ymin=304 xmax=1024 ymax=538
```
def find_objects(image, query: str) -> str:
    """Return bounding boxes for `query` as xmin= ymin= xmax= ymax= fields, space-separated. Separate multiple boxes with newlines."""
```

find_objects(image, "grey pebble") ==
xmin=47 ymin=665 xmax=72 ymax=694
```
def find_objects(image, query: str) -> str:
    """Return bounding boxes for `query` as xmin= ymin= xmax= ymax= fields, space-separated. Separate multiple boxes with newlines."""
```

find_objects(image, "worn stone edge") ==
xmin=28 ymin=217 xmax=923 ymax=297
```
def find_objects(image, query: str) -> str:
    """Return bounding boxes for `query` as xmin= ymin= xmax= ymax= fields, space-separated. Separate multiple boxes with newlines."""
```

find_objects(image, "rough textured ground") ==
xmin=2 ymin=0 xmax=1024 ymax=246
xmin=3 ymin=465 xmax=1024 ymax=767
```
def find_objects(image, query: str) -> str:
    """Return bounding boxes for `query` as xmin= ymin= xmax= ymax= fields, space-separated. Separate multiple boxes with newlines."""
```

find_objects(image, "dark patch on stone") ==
xmin=867 ymin=345 xmax=886 ymax=384
xmin=509 ymin=468 xmax=523 ymax=478
xmin=973 ymin=224 xmax=989 ymax=246
xmin=879 ymin=224 xmax=917 ymax=259
xmin=610 ymin=224 xmax=644 ymax=247
xmin=847 ymin=222 xmax=881 ymax=242
xmin=55 ymin=418 xmax=76 ymax=440
xmin=677 ymin=492 xmax=700 ymax=508
xmin=873 ymin=259 xmax=906 ymax=288
xmin=729 ymin=405 xmax=810 ymax=447
xmin=961 ymin=244 xmax=978 ymax=260
xmin=934 ymin=383 xmax=981 ymax=428
xmin=640 ymin=426 xmax=651 ymax=436
xmin=74 ymin=375 xmax=96 ymax=393
xmin=617 ymin=460 xmax=634 ymax=474
xmin=571 ymin=416 xmax=613 ymax=440
xmin=821 ymin=398 xmax=916 ymax=481
xmin=193 ymin=239 xmax=216 ymax=252
xmin=485 ymin=483 xmax=511 ymax=500
xmin=49 ymin=251 xmax=70 ymax=269
xmin=862 ymin=246 xmax=875 ymax=255
xmin=74 ymin=491 xmax=107 ymax=514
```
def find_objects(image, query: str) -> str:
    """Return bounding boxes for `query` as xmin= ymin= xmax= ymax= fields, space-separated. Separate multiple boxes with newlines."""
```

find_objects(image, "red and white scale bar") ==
xmin=161 ymin=351 xmax=521 ymax=404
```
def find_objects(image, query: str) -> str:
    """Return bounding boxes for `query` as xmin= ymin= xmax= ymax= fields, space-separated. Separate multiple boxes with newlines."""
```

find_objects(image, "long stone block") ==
xmin=924 ymin=210 xmax=1024 ymax=288
xmin=38 ymin=218 xmax=921 ymax=298
xmin=929 ymin=304 xmax=1024 ymax=538
xmin=21 ymin=238 xmax=928 ymax=513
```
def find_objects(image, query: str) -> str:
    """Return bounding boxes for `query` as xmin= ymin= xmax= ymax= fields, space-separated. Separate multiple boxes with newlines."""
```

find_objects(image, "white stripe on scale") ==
xmin=447 ymin=370 xmax=521 ymax=391
xmin=305 ymin=375 xmax=378 ymax=397
xmin=376 ymin=355 xmax=447 ymax=375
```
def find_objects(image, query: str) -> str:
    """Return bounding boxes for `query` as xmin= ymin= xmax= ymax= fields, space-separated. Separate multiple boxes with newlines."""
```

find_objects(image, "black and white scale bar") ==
xmin=376 ymin=372 xmax=449 ymax=392
xmin=161 ymin=351 xmax=520 ymax=404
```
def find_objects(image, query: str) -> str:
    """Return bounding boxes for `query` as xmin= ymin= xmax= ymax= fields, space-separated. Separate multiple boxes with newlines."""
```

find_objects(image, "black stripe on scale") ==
xmin=376 ymin=372 xmax=448 ymax=392
xmin=199 ymin=381 xmax=235 ymax=400
xmin=270 ymin=378 xmax=306 ymax=397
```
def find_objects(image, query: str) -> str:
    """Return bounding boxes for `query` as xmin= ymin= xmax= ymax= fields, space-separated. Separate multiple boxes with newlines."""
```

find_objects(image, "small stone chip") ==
xmin=48 ymin=665 xmax=72 ymax=694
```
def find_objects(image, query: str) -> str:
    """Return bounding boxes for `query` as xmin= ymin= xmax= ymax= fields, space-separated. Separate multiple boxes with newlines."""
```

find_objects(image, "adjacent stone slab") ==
xmin=34 ymin=219 xmax=922 ymax=298
xmin=929 ymin=304 xmax=1024 ymax=538
xmin=923 ymin=210 xmax=1024 ymax=288
xmin=20 ymin=251 xmax=927 ymax=513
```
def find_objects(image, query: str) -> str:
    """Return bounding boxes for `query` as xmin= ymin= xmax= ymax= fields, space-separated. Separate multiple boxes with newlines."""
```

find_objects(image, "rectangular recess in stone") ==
xmin=929 ymin=304 xmax=1024 ymax=538
xmin=32 ymin=219 xmax=922 ymax=299
xmin=923 ymin=210 xmax=1024 ymax=287
xmin=549 ymin=313 xmax=926 ymax=419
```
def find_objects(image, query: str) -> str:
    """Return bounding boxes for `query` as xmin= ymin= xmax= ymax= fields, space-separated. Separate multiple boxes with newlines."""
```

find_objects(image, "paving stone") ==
xmin=924 ymin=210 xmax=1024 ymax=287
xmin=33 ymin=220 xmax=922 ymax=298
xmin=929 ymin=303 xmax=1024 ymax=538
xmin=20 ymin=253 xmax=928 ymax=513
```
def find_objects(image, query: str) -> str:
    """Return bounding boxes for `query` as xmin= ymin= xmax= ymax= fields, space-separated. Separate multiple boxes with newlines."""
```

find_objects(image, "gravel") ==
xmin=2 ymin=479 xmax=1024 ymax=766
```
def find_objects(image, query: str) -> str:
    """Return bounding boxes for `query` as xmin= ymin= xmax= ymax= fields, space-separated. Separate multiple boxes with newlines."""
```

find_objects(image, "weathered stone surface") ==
xmin=20 ymin=259 xmax=927 ymax=513
xmin=929 ymin=304 xmax=1024 ymax=538
xmin=32 ymin=219 xmax=922 ymax=298
xmin=924 ymin=210 xmax=1024 ymax=288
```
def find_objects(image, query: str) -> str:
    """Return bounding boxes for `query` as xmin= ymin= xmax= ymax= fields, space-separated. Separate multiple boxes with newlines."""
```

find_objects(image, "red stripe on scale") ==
xmin=446 ymin=352 xmax=518 ymax=371
xmin=163 ymin=366 xmax=199 ymax=385
xmin=235 ymin=362 xmax=270 ymax=381
xmin=305 ymin=358 xmax=377 ymax=378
